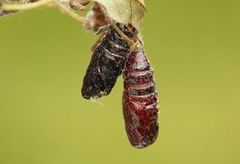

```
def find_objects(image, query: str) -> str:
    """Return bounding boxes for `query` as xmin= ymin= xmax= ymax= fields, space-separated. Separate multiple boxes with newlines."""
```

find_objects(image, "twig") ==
xmin=0 ymin=0 xmax=87 ymax=24
xmin=0 ymin=0 xmax=55 ymax=11
xmin=54 ymin=1 xmax=86 ymax=23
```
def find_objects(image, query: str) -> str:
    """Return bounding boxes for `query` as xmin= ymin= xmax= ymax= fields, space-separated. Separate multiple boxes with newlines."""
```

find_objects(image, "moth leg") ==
xmin=91 ymin=24 xmax=109 ymax=52
xmin=111 ymin=22 xmax=143 ymax=51
xmin=91 ymin=32 xmax=106 ymax=52
xmin=95 ymin=24 xmax=109 ymax=34
xmin=93 ymin=2 xmax=141 ymax=49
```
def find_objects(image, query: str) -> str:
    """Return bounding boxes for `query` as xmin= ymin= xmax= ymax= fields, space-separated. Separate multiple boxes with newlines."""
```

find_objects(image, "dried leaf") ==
xmin=94 ymin=0 xmax=146 ymax=30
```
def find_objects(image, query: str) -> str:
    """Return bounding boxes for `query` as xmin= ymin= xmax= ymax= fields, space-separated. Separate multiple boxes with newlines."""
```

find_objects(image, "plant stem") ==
xmin=0 ymin=0 xmax=55 ymax=11
xmin=54 ymin=1 xmax=86 ymax=23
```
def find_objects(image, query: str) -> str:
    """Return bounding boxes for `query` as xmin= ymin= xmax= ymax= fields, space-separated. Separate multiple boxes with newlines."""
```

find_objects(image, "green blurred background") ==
xmin=0 ymin=0 xmax=240 ymax=164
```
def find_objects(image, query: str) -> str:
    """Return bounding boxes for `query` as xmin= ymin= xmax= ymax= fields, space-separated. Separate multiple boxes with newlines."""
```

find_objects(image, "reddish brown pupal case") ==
xmin=122 ymin=48 xmax=159 ymax=148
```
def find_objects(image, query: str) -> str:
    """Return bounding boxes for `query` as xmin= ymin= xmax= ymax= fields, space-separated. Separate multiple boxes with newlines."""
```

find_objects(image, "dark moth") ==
xmin=81 ymin=23 xmax=137 ymax=99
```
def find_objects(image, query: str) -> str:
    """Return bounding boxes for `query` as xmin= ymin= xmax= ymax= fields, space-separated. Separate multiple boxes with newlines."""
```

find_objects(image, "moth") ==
xmin=81 ymin=2 xmax=138 ymax=99
xmin=122 ymin=48 xmax=159 ymax=148
xmin=81 ymin=22 xmax=137 ymax=99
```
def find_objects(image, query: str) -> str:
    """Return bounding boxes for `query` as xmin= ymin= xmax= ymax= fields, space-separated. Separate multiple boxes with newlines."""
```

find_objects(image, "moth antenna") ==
xmin=95 ymin=24 xmax=110 ymax=35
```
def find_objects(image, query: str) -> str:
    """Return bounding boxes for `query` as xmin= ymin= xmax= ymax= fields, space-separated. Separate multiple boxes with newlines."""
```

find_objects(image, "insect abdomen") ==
xmin=81 ymin=23 xmax=135 ymax=99
xmin=122 ymin=49 xmax=159 ymax=148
